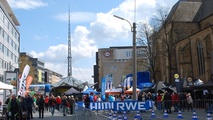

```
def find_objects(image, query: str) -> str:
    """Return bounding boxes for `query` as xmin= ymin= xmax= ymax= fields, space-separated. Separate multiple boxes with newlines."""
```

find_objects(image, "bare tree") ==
xmin=137 ymin=22 xmax=158 ymax=83
xmin=152 ymin=7 xmax=178 ymax=84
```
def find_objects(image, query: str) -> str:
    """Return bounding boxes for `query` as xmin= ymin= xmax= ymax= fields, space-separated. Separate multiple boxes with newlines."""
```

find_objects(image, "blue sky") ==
xmin=8 ymin=0 xmax=178 ymax=83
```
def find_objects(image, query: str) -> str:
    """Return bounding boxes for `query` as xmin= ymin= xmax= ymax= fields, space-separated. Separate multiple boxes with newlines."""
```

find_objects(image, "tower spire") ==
xmin=67 ymin=5 xmax=72 ymax=77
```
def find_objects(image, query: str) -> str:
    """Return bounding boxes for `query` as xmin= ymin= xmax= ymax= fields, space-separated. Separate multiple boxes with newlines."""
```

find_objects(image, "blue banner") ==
xmin=101 ymin=76 xmax=106 ymax=95
xmin=89 ymin=101 xmax=152 ymax=111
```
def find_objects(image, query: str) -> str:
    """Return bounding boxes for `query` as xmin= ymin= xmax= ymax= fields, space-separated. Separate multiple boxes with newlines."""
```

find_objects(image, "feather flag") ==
xmin=18 ymin=65 xmax=30 ymax=97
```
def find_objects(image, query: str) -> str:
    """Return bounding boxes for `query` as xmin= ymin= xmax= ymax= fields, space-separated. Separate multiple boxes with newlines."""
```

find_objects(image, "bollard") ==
xmin=123 ymin=111 xmax=128 ymax=120
xmin=135 ymin=111 xmax=142 ymax=120
xmin=150 ymin=109 xmax=156 ymax=118
xmin=112 ymin=111 xmax=117 ymax=120
xmin=117 ymin=114 xmax=122 ymax=120
xmin=177 ymin=110 xmax=184 ymax=119
xmin=206 ymin=112 xmax=212 ymax=120
xmin=163 ymin=109 xmax=169 ymax=118
xmin=192 ymin=110 xmax=198 ymax=120
xmin=108 ymin=110 xmax=112 ymax=120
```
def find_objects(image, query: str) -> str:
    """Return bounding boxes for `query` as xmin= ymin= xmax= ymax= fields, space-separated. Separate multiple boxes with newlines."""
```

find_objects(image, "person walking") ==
xmin=19 ymin=96 xmax=28 ymax=120
xmin=68 ymin=95 xmax=75 ymax=115
xmin=37 ymin=95 xmax=45 ymax=119
xmin=7 ymin=94 xmax=19 ymax=120
xmin=55 ymin=96 xmax=61 ymax=111
xmin=48 ymin=95 xmax=56 ymax=116
xmin=61 ymin=95 xmax=68 ymax=116
xmin=44 ymin=96 xmax=49 ymax=111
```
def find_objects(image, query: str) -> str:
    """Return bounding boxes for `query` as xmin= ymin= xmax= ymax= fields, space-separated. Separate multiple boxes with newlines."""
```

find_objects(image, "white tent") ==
xmin=0 ymin=81 xmax=13 ymax=90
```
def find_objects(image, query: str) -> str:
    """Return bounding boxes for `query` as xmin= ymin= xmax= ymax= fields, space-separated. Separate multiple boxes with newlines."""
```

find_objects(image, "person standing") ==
xmin=84 ymin=94 xmax=90 ymax=109
xmin=37 ymin=95 xmax=45 ymax=119
xmin=186 ymin=93 xmax=193 ymax=111
xmin=25 ymin=94 xmax=34 ymax=120
xmin=68 ymin=95 xmax=75 ymax=115
xmin=163 ymin=91 xmax=172 ymax=113
xmin=7 ymin=94 xmax=19 ymax=120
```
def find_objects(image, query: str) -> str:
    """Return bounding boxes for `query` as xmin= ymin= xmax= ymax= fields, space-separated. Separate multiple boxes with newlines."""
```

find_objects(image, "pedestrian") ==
xmin=25 ymin=93 xmax=34 ymax=120
xmin=186 ymin=93 xmax=193 ymax=111
xmin=157 ymin=93 xmax=162 ymax=110
xmin=44 ymin=96 xmax=49 ymax=111
xmin=68 ymin=95 xmax=75 ymax=115
xmin=7 ymin=94 xmax=19 ymax=120
xmin=56 ymin=96 xmax=61 ymax=111
xmin=48 ymin=95 xmax=56 ymax=116
xmin=84 ymin=94 xmax=90 ymax=109
xmin=19 ymin=96 xmax=28 ymax=120
xmin=37 ymin=94 xmax=45 ymax=119
xmin=75 ymin=96 xmax=79 ymax=103
xmin=163 ymin=91 xmax=172 ymax=113
xmin=61 ymin=95 xmax=68 ymax=116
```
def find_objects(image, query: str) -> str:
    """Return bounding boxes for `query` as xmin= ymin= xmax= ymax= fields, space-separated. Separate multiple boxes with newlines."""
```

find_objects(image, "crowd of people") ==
xmin=138 ymin=91 xmax=194 ymax=113
xmin=82 ymin=90 xmax=196 ymax=114
xmin=4 ymin=93 xmax=77 ymax=120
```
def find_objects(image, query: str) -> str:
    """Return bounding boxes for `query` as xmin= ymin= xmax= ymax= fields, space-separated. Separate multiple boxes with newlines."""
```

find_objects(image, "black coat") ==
xmin=37 ymin=98 xmax=45 ymax=108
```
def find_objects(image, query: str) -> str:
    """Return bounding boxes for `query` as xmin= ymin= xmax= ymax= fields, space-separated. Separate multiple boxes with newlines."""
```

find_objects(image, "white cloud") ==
xmin=7 ymin=0 xmax=48 ymax=10
xmin=55 ymin=12 xmax=96 ymax=23
xmin=29 ymin=26 xmax=97 ymax=82
xmin=28 ymin=0 xmax=178 ymax=83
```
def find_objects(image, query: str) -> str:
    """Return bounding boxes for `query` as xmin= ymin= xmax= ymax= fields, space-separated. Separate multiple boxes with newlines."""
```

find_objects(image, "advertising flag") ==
xmin=18 ymin=65 xmax=30 ymax=97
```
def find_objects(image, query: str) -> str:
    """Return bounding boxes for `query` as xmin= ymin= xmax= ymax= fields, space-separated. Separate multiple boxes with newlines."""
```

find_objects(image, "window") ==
xmin=196 ymin=40 xmax=205 ymax=74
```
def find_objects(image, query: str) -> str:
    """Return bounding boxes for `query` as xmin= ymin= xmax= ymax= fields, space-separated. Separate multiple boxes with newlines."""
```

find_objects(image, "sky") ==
xmin=7 ymin=0 xmax=178 ymax=83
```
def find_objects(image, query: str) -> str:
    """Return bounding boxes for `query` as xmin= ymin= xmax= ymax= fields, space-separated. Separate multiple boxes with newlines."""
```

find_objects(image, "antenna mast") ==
xmin=67 ymin=6 xmax=72 ymax=77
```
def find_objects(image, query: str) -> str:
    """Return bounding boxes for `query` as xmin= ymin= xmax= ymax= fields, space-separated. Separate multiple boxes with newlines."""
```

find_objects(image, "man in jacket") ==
xmin=25 ymin=94 xmax=34 ymax=120
xmin=7 ymin=94 xmax=19 ymax=120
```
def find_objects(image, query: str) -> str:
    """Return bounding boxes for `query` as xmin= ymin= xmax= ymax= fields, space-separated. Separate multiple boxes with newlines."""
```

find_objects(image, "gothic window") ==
xmin=196 ymin=40 xmax=205 ymax=74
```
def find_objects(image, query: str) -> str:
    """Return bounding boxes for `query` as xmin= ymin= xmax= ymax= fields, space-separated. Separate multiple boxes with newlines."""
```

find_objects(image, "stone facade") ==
xmin=155 ymin=0 xmax=213 ymax=84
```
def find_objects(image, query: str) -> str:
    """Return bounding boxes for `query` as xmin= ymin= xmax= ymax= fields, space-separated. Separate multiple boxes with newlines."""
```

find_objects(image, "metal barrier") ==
xmin=73 ymin=99 xmax=212 ymax=120
xmin=74 ymin=105 xmax=108 ymax=120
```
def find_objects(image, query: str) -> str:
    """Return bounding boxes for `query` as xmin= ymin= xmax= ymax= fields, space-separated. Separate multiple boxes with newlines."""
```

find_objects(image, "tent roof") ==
xmin=51 ymin=76 xmax=94 ymax=89
xmin=51 ymin=76 xmax=85 ymax=89
xmin=105 ymin=88 xmax=122 ymax=94
xmin=82 ymin=88 xmax=99 ymax=94
xmin=124 ymin=87 xmax=140 ymax=94
xmin=64 ymin=87 xmax=80 ymax=95
xmin=0 ymin=81 xmax=14 ymax=90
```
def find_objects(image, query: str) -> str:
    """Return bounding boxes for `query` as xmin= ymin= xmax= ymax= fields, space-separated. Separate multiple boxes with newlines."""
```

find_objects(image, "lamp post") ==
xmin=113 ymin=15 xmax=137 ymax=100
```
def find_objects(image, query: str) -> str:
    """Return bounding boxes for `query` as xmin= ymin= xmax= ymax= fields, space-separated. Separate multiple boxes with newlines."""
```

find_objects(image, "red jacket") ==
xmin=172 ymin=93 xmax=179 ymax=105
xmin=45 ymin=97 xmax=49 ymax=104
xmin=56 ymin=97 xmax=61 ymax=104
xmin=157 ymin=95 xmax=162 ymax=102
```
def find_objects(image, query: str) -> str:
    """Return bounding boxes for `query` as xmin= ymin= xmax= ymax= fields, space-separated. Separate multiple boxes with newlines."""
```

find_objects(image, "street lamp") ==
xmin=113 ymin=15 xmax=137 ymax=100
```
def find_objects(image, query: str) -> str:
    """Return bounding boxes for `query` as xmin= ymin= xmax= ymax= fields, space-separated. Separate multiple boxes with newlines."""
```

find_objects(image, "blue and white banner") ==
xmin=105 ymin=74 xmax=113 ymax=90
xmin=101 ymin=77 xmax=106 ymax=95
xmin=127 ymin=76 xmax=132 ymax=90
xmin=123 ymin=78 xmax=127 ymax=90
xmin=89 ymin=101 xmax=152 ymax=111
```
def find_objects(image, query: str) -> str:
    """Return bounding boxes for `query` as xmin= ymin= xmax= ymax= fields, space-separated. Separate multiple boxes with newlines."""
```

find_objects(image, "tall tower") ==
xmin=67 ymin=7 xmax=72 ymax=77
